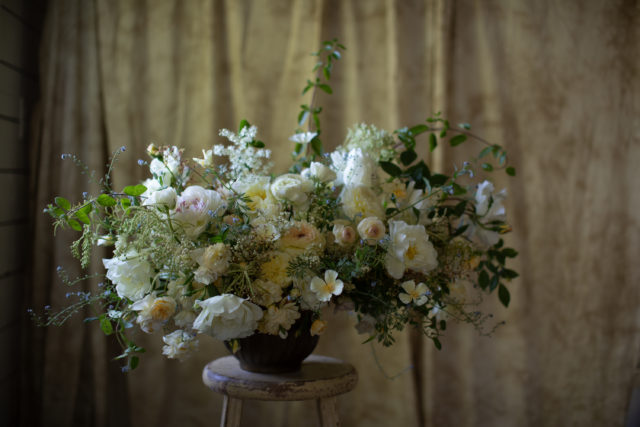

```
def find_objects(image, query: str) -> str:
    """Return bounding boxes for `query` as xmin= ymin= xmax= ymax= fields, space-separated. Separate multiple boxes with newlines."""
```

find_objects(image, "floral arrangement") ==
xmin=40 ymin=40 xmax=518 ymax=370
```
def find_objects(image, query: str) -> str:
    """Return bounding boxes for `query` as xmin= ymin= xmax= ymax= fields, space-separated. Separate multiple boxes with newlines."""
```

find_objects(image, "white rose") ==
xmin=469 ymin=180 xmax=507 ymax=246
xmin=172 ymin=185 xmax=226 ymax=238
xmin=190 ymin=243 xmax=230 ymax=285
xmin=332 ymin=223 xmax=357 ymax=246
xmin=270 ymin=174 xmax=313 ymax=205
xmin=356 ymin=217 xmax=386 ymax=243
xmin=301 ymin=162 xmax=336 ymax=183
xmin=143 ymin=186 xmax=177 ymax=209
xmin=193 ymin=294 xmax=263 ymax=340
xmin=103 ymin=252 xmax=153 ymax=301
xmin=385 ymin=220 xmax=438 ymax=279
xmin=162 ymin=330 xmax=198 ymax=360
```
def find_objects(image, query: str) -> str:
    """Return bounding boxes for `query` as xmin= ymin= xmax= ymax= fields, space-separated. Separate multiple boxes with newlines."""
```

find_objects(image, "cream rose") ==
xmin=103 ymin=252 xmax=153 ymax=301
xmin=356 ymin=216 xmax=386 ymax=243
xmin=172 ymin=185 xmax=226 ymax=238
xmin=301 ymin=162 xmax=337 ymax=183
xmin=279 ymin=221 xmax=325 ymax=255
xmin=332 ymin=223 xmax=357 ymax=246
xmin=270 ymin=173 xmax=313 ymax=205
xmin=143 ymin=186 xmax=177 ymax=209
xmin=193 ymin=294 xmax=263 ymax=340
xmin=191 ymin=243 xmax=230 ymax=285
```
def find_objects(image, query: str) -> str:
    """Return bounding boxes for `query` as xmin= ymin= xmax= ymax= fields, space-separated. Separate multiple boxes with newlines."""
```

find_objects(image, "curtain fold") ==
xmin=24 ymin=1 xmax=639 ymax=426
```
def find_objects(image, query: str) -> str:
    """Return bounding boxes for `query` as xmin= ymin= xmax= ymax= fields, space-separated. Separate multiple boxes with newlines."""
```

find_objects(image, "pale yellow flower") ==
xmin=310 ymin=270 xmax=344 ymax=302
xmin=260 ymin=252 xmax=293 ymax=286
xmin=259 ymin=303 xmax=301 ymax=337
xmin=310 ymin=319 xmax=327 ymax=336
xmin=398 ymin=280 xmax=429 ymax=306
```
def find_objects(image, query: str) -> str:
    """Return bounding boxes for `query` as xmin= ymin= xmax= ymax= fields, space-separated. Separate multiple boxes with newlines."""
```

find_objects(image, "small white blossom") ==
xmin=162 ymin=330 xmax=198 ymax=360
xmin=289 ymin=131 xmax=317 ymax=144
xmin=310 ymin=270 xmax=344 ymax=302
xmin=398 ymin=280 xmax=429 ymax=306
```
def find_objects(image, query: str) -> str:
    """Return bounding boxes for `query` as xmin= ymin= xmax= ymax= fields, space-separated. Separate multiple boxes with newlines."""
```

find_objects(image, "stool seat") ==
xmin=203 ymin=355 xmax=358 ymax=426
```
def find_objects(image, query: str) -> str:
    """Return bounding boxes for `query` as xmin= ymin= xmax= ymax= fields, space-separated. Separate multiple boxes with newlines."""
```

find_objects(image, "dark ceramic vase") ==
xmin=224 ymin=311 xmax=319 ymax=373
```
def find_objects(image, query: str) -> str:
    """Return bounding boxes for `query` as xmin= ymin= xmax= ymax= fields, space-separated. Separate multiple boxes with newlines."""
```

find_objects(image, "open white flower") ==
xmin=270 ymin=173 xmax=313 ymax=205
xmin=310 ymin=270 xmax=344 ymax=302
xmin=162 ymin=330 xmax=198 ymax=360
xmin=193 ymin=294 xmax=263 ymax=340
xmin=143 ymin=186 xmax=177 ymax=209
xmin=131 ymin=293 xmax=177 ymax=333
xmin=385 ymin=220 xmax=438 ymax=279
xmin=103 ymin=252 xmax=153 ymax=301
xmin=398 ymin=280 xmax=429 ymax=306
xmin=289 ymin=131 xmax=317 ymax=144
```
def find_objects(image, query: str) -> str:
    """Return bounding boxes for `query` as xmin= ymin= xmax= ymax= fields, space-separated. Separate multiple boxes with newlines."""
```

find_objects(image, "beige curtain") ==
xmin=24 ymin=1 xmax=640 ymax=426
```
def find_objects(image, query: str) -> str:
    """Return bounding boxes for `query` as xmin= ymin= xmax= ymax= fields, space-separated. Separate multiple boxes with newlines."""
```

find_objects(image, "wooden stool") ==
xmin=202 ymin=355 xmax=358 ymax=427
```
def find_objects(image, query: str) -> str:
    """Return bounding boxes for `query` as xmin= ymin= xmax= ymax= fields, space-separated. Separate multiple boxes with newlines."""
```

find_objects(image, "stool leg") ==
xmin=316 ymin=396 xmax=339 ymax=427
xmin=221 ymin=395 xmax=242 ymax=427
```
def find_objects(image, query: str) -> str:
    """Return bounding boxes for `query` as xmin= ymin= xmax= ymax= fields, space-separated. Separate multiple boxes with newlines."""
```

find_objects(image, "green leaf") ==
xmin=479 ymin=146 xmax=493 ymax=158
xmin=429 ymin=174 xmax=448 ymax=187
xmin=409 ymin=124 xmax=429 ymax=135
xmin=400 ymin=150 xmax=417 ymax=166
xmin=481 ymin=163 xmax=494 ymax=172
xmin=317 ymin=83 xmax=332 ymax=94
xmin=100 ymin=316 xmax=113 ymax=335
xmin=55 ymin=197 xmax=71 ymax=211
xmin=502 ymin=248 xmax=518 ymax=258
xmin=498 ymin=284 xmax=510 ymax=307
xmin=123 ymin=184 xmax=147 ymax=197
xmin=331 ymin=50 xmax=341 ymax=60
xmin=500 ymin=268 xmax=519 ymax=279
xmin=506 ymin=166 xmax=516 ymax=176
xmin=439 ymin=320 xmax=446 ymax=331
xmin=489 ymin=274 xmax=500 ymax=291
xmin=429 ymin=133 xmax=437 ymax=152
xmin=432 ymin=337 xmax=442 ymax=350
xmin=250 ymin=140 xmax=265 ymax=148
xmin=451 ymin=182 xmax=467 ymax=196
xmin=75 ymin=210 xmax=90 ymax=224
xmin=129 ymin=356 xmax=139 ymax=370
xmin=310 ymin=137 xmax=323 ymax=156
xmin=478 ymin=270 xmax=490 ymax=290
xmin=121 ymin=197 xmax=131 ymax=210
xmin=449 ymin=134 xmax=467 ymax=146
xmin=379 ymin=161 xmax=402 ymax=177
xmin=67 ymin=219 xmax=82 ymax=231
xmin=323 ymin=67 xmax=330 ymax=80
xmin=238 ymin=119 xmax=250 ymax=133
xmin=298 ymin=110 xmax=310 ymax=127
xmin=97 ymin=194 xmax=117 ymax=207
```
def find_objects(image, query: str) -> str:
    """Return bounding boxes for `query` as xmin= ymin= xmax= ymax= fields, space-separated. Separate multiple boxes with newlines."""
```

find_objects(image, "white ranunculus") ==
xmin=193 ymin=294 xmax=263 ymax=340
xmin=103 ymin=252 xmax=153 ymax=301
xmin=385 ymin=220 xmax=438 ymax=279
xmin=356 ymin=216 xmax=386 ymax=243
xmin=301 ymin=162 xmax=336 ymax=183
xmin=162 ymin=330 xmax=198 ymax=360
xmin=172 ymin=185 xmax=226 ymax=238
xmin=270 ymin=174 xmax=313 ymax=205
xmin=143 ymin=186 xmax=177 ymax=209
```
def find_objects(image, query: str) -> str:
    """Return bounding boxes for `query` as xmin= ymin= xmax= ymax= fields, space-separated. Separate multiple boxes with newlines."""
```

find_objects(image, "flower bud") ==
xmin=357 ymin=217 xmax=386 ymax=243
